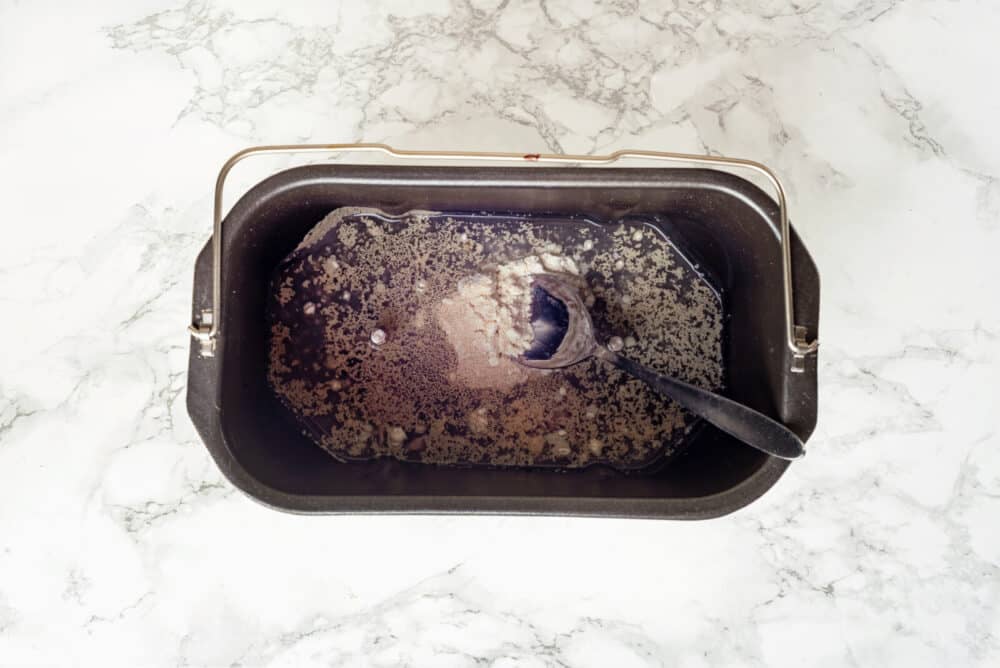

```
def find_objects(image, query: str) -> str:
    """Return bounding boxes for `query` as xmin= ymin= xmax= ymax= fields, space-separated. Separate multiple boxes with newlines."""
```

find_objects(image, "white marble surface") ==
xmin=1 ymin=0 xmax=998 ymax=665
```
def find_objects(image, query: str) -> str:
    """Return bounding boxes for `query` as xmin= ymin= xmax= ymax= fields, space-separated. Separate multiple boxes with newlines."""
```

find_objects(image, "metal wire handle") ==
xmin=189 ymin=143 xmax=819 ymax=371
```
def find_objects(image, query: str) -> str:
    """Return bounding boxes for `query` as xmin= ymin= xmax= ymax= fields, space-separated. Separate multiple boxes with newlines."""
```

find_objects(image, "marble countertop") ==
xmin=1 ymin=1 xmax=998 ymax=665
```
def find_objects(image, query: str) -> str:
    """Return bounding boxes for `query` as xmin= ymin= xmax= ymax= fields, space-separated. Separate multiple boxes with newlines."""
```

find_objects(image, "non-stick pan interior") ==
xmin=187 ymin=165 xmax=819 ymax=517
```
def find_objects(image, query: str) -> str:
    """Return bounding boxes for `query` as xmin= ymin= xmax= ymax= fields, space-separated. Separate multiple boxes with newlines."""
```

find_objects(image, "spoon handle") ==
xmin=599 ymin=350 xmax=805 ymax=460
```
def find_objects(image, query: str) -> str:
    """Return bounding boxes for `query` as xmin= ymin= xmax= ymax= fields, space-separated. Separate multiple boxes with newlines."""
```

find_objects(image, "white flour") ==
xmin=435 ymin=253 xmax=579 ymax=388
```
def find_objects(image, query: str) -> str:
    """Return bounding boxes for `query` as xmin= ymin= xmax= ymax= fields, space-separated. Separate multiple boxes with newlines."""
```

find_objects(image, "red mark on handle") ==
xmin=523 ymin=153 xmax=541 ymax=160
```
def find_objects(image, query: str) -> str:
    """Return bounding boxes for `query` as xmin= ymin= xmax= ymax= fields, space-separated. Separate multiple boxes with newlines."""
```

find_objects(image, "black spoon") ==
xmin=518 ymin=274 xmax=805 ymax=460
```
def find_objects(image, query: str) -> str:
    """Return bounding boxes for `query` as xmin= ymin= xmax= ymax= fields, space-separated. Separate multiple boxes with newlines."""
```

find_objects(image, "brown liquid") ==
xmin=267 ymin=208 xmax=724 ymax=469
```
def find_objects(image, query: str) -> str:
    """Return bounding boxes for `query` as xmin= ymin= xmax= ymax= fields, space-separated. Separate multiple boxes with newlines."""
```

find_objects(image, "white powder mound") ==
xmin=435 ymin=253 xmax=580 ymax=388
xmin=454 ymin=274 xmax=526 ymax=366
xmin=475 ymin=253 xmax=580 ymax=363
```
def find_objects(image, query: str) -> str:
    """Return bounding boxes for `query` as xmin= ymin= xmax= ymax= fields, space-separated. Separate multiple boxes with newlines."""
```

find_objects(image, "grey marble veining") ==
xmin=1 ymin=0 xmax=998 ymax=666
